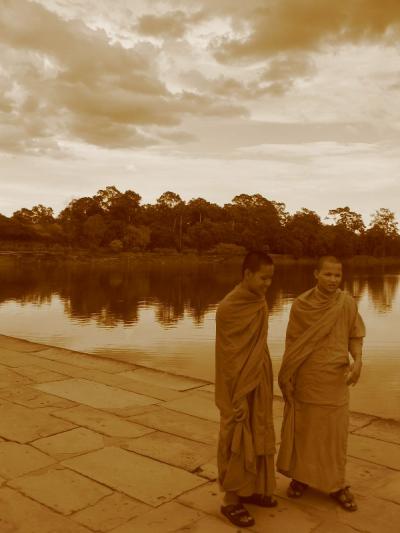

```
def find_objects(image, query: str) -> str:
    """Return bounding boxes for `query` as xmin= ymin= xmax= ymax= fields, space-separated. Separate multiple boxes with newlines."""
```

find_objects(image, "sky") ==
xmin=1 ymin=0 xmax=400 ymax=224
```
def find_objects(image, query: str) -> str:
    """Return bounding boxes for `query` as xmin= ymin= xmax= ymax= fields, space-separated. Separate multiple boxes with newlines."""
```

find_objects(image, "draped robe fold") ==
xmin=215 ymin=284 xmax=276 ymax=496
xmin=277 ymin=287 xmax=365 ymax=492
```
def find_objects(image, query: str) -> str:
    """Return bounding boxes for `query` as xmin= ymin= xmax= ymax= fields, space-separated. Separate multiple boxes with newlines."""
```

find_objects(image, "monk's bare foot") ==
xmin=240 ymin=493 xmax=278 ymax=507
xmin=221 ymin=503 xmax=255 ymax=527
xmin=287 ymin=479 xmax=308 ymax=498
xmin=330 ymin=487 xmax=358 ymax=512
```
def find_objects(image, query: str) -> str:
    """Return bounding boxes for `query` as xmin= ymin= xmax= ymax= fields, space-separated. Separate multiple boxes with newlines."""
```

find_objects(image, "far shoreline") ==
xmin=1 ymin=247 xmax=400 ymax=267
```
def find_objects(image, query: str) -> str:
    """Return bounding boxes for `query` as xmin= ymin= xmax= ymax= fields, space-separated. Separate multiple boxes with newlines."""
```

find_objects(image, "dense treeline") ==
xmin=1 ymin=186 xmax=399 ymax=257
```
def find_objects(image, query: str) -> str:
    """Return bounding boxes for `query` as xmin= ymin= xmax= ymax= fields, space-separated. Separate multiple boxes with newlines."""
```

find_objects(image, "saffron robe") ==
xmin=277 ymin=287 xmax=365 ymax=492
xmin=215 ymin=283 xmax=276 ymax=496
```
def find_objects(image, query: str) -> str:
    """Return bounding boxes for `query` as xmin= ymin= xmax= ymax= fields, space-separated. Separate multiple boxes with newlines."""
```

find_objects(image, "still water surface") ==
xmin=0 ymin=257 xmax=399 ymax=420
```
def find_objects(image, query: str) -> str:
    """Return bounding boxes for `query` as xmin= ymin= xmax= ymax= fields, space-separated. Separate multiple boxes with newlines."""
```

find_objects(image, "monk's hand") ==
xmin=233 ymin=400 xmax=248 ymax=422
xmin=282 ymin=381 xmax=294 ymax=404
xmin=346 ymin=359 xmax=362 ymax=386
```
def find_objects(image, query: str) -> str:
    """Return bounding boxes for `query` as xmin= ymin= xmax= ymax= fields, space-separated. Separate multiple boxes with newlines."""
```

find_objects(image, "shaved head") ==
xmin=316 ymin=256 xmax=342 ymax=271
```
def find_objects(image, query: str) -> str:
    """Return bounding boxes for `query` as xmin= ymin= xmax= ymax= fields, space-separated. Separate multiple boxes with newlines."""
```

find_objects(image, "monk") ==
xmin=277 ymin=256 xmax=365 ymax=511
xmin=215 ymin=251 xmax=277 ymax=528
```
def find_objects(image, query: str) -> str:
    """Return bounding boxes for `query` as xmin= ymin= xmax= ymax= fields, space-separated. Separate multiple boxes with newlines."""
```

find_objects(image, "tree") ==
xmin=328 ymin=207 xmax=365 ymax=234
xmin=13 ymin=205 xmax=54 ymax=225
xmin=122 ymin=225 xmax=151 ymax=250
xmin=369 ymin=208 xmax=398 ymax=237
xmin=83 ymin=215 xmax=106 ymax=247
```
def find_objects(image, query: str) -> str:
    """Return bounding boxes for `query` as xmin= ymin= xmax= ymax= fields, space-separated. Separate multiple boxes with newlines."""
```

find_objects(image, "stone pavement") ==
xmin=0 ymin=334 xmax=399 ymax=532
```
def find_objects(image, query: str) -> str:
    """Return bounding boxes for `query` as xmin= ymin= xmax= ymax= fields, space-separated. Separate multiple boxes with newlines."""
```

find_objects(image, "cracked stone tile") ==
xmin=32 ymin=427 xmax=105 ymax=459
xmin=0 ymin=442 xmax=55 ymax=479
xmin=72 ymin=492 xmax=151 ymax=532
xmin=162 ymin=394 xmax=220 ymax=422
xmin=129 ymin=406 xmax=219 ymax=445
xmin=196 ymin=384 xmax=215 ymax=393
xmin=62 ymin=446 xmax=206 ymax=507
xmin=0 ymin=401 xmax=76 ymax=443
xmin=122 ymin=431 xmax=215 ymax=471
xmin=52 ymin=404 xmax=154 ymax=438
xmin=354 ymin=418 xmax=400 ymax=445
xmin=348 ymin=412 xmax=377 ymax=432
xmin=110 ymin=501 xmax=204 ymax=533
xmin=34 ymin=378 xmax=158 ymax=409
xmin=348 ymin=434 xmax=400 ymax=470
xmin=9 ymin=467 xmax=112 ymax=515
xmin=195 ymin=461 xmax=218 ymax=481
xmin=0 ymin=487 xmax=92 ymax=532
xmin=121 ymin=368 xmax=206 ymax=391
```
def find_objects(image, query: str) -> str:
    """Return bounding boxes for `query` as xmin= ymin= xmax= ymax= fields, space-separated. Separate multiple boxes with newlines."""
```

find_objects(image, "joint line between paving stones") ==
xmin=347 ymin=451 xmax=400 ymax=472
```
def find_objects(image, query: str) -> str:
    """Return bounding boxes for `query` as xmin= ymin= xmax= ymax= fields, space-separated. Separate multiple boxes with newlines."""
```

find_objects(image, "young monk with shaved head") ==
xmin=215 ymin=251 xmax=277 ymax=528
xmin=277 ymin=256 xmax=365 ymax=511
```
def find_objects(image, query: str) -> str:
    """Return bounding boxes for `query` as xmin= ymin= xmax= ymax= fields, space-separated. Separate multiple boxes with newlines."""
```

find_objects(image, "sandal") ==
xmin=287 ymin=479 xmax=308 ymax=498
xmin=240 ymin=493 xmax=278 ymax=507
xmin=330 ymin=486 xmax=358 ymax=512
xmin=220 ymin=503 xmax=255 ymax=528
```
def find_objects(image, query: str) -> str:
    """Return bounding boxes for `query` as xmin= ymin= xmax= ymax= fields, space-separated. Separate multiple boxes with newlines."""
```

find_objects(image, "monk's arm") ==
xmin=347 ymin=337 xmax=363 ymax=386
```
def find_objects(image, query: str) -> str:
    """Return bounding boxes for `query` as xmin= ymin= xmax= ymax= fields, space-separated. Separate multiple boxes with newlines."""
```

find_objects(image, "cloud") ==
xmin=212 ymin=0 xmax=400 ymax=61
xmin=0 ymin=0 xmax=245 ymax=154
xmin=134 ymin=10 xmax=204 ymax=39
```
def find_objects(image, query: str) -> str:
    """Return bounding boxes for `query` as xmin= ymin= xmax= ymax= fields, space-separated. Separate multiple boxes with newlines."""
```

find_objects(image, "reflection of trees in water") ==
xmin=0 ymin=258 xmax=398 ymax=327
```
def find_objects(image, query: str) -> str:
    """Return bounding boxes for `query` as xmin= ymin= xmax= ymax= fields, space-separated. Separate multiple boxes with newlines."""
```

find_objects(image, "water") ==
xmin=0 ymin=256 xmax=399 ymax=420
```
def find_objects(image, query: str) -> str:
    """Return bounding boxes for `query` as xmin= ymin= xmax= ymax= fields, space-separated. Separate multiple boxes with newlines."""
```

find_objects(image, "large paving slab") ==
xmin=62 ymin=446 xmax=207 ymax=507
xmin=121 ymin=368 xmax=206 ymax=391
xmin=32 ymin=427 xmax=105 ymax=459
xmin=375 ymin=472 xmax=400 ymax=505
xmin=354 ymin=418 xmax=400 ymax=445
xmin=0 ymin=442 xmax=55 ymax=479
xmin=9 ymin=467 xmax=112 ymax=515
xmin=111 ymin=501 xmax=204 ymax=533
xmin=52 ymin=404 xmax=155 ymax=438
xmin=0 ymin=335 xmax=45 ymax=353
xmin=35 ymin=378 xmax=158 ymax=409
xmin=162 ymin=393 xmax=220 ymax=422
xmin=177 ymin=481 xmax=223 ymax=516
xmin=71 ymin=492 xmax=151 ymax=532
xmin=129 ymin=406 xmax=219 ymax=445
xmin=338 ymin=493 xmax=400 ymax=533
xmin=75 ymin=368 xmax=183 ymax=401
xmin=12 ymin=365 xmax=69 ymax=383
xmin=174 ymin=515 xmax=242 ymax=532
xmin=345 ymin=456 xmax=400 ymax=495
xmin=0 ymin=385 xmax=76 ymax=409
xmin=0 ymin=366 xmax=33 ymax=389
xmin=0 ymin=487 xmax=92 ymax=533
xmin=31 ymin=347 xmax=132 ymax=373
xmin=122 ymin=431 xmax=215 ymax=471
xmin=0 ymin=349 xmax=45 ymax=368
xmin=348 ymin=433 xmax=400 ymax=470
xmin=0 ymin=401 xmax=76 ymax=443
xmin=243 ymin=498 xmax=321 ymax=533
